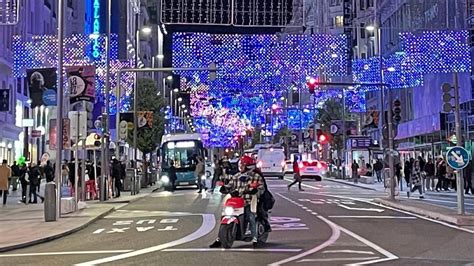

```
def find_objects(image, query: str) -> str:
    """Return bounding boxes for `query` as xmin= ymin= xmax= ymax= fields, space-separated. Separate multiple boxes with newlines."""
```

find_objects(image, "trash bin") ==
xmin=140 ymin=172 xmax=148 ymax=188
xmin=124 ymin=168 xmax=135 ymax=191
xmin=44 ymin=182 xmax=57 ymax=222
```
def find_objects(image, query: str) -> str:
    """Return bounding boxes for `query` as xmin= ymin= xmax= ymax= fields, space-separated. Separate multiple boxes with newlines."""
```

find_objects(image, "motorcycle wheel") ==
xmin=257 ymin=222 xmax=269 ymax=244
xmin=218 ymin=224 xmax=236 ymax=249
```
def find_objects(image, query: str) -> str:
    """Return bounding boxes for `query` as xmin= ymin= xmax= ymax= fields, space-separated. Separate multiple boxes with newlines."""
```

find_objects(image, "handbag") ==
xmin=261 ymin=189 xmax=275 ymax=211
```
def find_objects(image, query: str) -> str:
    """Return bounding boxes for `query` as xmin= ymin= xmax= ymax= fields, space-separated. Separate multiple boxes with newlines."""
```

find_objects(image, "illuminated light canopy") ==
xmin=13 ymin=34 xmax=135 ymax=114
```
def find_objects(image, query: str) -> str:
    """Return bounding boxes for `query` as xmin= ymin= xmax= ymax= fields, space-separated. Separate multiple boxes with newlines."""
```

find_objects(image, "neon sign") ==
xmin=92 ymin=0 xmax=100 ymax=59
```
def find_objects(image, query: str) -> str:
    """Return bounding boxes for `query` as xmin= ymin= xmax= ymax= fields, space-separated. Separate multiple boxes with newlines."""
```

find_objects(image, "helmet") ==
xmin=239 ymin=155 xmax=256 ymax=169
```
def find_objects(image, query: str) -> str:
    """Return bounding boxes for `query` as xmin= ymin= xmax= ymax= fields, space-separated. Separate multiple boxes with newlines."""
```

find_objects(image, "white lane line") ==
xmin=337 ymin=204 xmax=385 ymax=213
xmin=298 ymin=257 xmax=380 ymax=263
xmin=0 ymin=250 xmax=133 ymax=258
xmin=162 ymin=248 xmax=302 ymax=253
xmin=298 ymin=183 xmax=474 ymax=234
xmin=328 ymin=216 xmax=416 ymax=219
xmin=75 ymin=214 xmax=215 ymax=266
xmin=269 ymin=193 xmax=341 ymax=266
xmin=276 ymin=188 xmax=399 ymax=265
xmin=323 ymin=250 xmax=375 ymax=255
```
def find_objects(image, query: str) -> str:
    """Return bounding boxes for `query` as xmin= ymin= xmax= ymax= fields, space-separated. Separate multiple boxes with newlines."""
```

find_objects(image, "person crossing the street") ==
xmin=288 ymin=155 xmax=304 ymax=191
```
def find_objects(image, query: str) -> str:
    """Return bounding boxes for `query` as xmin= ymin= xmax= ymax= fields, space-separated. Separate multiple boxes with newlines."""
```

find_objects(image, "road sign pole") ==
xmin=453 ymin=73 xmax=465 ymax=215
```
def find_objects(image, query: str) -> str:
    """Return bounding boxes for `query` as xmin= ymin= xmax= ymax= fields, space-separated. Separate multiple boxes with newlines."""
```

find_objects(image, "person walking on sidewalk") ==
xmin=288 ymin=155 xmax=304 ymax=191
xmin=464 ymin=161 xmax=473 ymax=195
xmin=18 ymin=164 xmax=28 ymax=204
xmin=28 ymin=163 xmax=44 ymax=203
xmin=403 ymin=159 xmax=412 ymax=189
xmin=424 ymin=158 xmax=435 ymax=191
xmin=195 ymin=156 xmax=207 ymax=193
xmin=0 ymin=160 xmax=12 ymax=205
xmin=374 ymin=159 xmax=383 ymax=183
xmin=435 ymin=156 xmax=448 ymax=192
xmin=10 ymin=161 xmax=20 ymax=191
xmin=351 ymin=160 xmax=359 ymax=183
xmin=111 ymin=158 xmax=122 ymax=198
xmin=408 ymin=159 xmax=424 ymax=199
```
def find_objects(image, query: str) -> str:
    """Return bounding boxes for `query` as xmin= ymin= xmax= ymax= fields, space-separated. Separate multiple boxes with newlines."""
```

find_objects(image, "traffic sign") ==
xmin=446 ymin=146 xmax=470 ymax=170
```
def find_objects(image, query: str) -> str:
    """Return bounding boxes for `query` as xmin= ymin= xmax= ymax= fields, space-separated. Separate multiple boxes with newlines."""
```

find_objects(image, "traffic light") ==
xmin=392 ymin=99 xmax=402 ymax=124
xmin=317 ymin=129 xmax=330 ymax=145
xmin=306 ymin=77 xmax=318 ymax=94
xmin=94 ymin=133 xmax=101 ymax=147
xmin=441 ymin=83 xmax=453 ymax=113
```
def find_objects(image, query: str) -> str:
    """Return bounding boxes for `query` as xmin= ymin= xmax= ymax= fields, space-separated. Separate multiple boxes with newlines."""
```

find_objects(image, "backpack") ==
xmin=261 ymin=189 xmax=275 ymax=211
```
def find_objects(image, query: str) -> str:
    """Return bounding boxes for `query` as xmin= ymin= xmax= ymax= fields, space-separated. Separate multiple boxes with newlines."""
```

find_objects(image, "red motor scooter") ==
xmin=218 ymin=190 xmax=269 ymax=248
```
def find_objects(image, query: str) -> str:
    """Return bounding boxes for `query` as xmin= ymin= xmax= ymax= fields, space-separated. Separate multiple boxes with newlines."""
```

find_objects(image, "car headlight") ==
xmin=161 ymin=175 xmax=170 ymax=183
xmin=201 ymin=175 xmax=206 ymax=180
xmin=224 ymin=206 xmax=234 ymax=216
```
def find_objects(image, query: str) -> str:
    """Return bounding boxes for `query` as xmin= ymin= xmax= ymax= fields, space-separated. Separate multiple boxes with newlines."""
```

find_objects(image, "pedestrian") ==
xmin=37 ymin=161 xmax=44 ymax=192
xmin=288 ymin=155 xmax=304 ymax=191
xmin=408 ymin=159 xmax=424 ymax=199
xmin=211 ymin=155 xmax=222 ymax=191
xmin=374 ymin=159 xmax=383 ymax=183
xmin=395 ymin=163 xmax=402 ymax=189
xmin=85 ymin=162 xmax=97 ymax=200
xmin=10 ymin=161 xmax=20 ymax=191
xmin=435 ymin=156 xmax=448 ymax=192
xmin=464 ymin=161 xmax=473 ymax=195
xmin=366 ymin=163 xmax=373 ymax=177
xmin=404 ymin=159 xmax=412 ymax=188
xmin=44 ymin=160 xmax=54 ymax=183
xmin=28 ymin=163 xmax=44 ymax=203
xmin=0 ymin=159 xmax=12 ymax=205
xmin=168 ymin=160 xmax=177 ymax=192
xmin=195 ymin=156 xmax=206 ymax=193
xmin=18 ymin=163 xmax=29 ymax=204
xmin=111 ymin=158 xmax=122 ymax=197
xmin=351 ymin=160 xmax=359 ymax=183
xmin=61 ymin=164 xmax=69 ymax=186
xmin=446 ymin=166 xmax=456 ymax=191
xmin=424 ymin=158 xmax=435 ymax=191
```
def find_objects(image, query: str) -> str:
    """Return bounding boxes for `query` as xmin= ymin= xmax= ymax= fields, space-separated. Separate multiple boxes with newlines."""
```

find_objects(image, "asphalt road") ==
xmin=1 ymin=177 xmax=474 ymax=266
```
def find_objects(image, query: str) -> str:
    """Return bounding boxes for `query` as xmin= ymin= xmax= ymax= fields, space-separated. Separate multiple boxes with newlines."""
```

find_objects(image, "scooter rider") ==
xmin=210 ymin=155 xmax=264 ymax=248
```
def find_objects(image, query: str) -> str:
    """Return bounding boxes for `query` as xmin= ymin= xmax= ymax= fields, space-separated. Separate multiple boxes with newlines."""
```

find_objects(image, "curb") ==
xmin=374 ymin=198 xmax=474 ymax=226
xmin=325 ymin=178 xmax=377 ymax=191
xmin=0 ymin=207 xmax=115 ymax=253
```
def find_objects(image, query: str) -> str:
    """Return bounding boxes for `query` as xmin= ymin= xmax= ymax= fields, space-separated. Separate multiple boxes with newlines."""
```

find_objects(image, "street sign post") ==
xmin=446 ymin=145 xmax=469 ymax=215
xmin=446 ymin=146 xmax=470 ymax=170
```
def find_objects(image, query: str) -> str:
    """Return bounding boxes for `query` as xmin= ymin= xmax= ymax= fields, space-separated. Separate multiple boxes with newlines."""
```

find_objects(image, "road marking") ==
xmin=328 ymin=215 xmax=416 ymax=219
xmin=76 ymin=214 xmax=215 ymax=265
xmin=137 ymin=219 xmax=157 ymax=224
xmin=274 ymin=191 xmax=399 ymax=265
xmin=0 ymin=250 xmax=133 ymax=258
xmin=151 ymin=192 xmax=185 ymax=197
xmin=113 ymin=220 xmax=134 ymax=226
xmin=136 ymin=226 xmax=155 ymax=232
xmin=269 ymin=193 xmax=341 ymax=266
xmin=323 ymin=250 xmax=375 ymax=255
xmin=337 ymin=204 xmax=384 ymax=213
xmin=107 ymin=228 xmax=129 ymax=233
xmin=162 ymin=248 xmax=302 ymax=253
xmin=158 ymin=226 xmax=178 ymax=231
xmin=300 ymin=187 xmax=474 ymax=234
xmin=160 ymin=218 xmax=179 ymax=224
xmin=92 ymin=229 xmax=105 ymax=234
xmin=298 ymin=257 xmax=380 ymax=263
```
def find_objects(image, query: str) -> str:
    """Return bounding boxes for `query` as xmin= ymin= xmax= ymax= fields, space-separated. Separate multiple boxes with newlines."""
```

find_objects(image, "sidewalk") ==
xmin=0 ymin=183 xmax=159 ymax=252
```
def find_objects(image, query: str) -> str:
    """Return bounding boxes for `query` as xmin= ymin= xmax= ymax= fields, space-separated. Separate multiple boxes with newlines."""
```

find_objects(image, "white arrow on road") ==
xmin=337 ymin=204 xmax=384 ymax=213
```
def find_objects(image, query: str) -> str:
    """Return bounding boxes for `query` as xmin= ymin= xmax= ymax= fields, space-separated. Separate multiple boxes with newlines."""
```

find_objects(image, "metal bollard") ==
xmin=44 ymin=182 xmax=57 ymax=222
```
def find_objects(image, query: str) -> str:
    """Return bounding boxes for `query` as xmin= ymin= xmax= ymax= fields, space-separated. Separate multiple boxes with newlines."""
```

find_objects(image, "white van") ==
xmin=257 ymin=147 xmax=286 ymax=179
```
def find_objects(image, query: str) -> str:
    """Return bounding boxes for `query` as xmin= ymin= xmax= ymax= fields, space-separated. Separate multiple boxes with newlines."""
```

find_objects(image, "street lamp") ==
xmin=166 ymin=75 xmax=173 ymax=81
xmin=177 ymin=97 xmax=183 ymax=102
xmin=365 ymin=25 xmax=375 ymax=32
xmin=141 ymin=26 xmax=152 ymax=35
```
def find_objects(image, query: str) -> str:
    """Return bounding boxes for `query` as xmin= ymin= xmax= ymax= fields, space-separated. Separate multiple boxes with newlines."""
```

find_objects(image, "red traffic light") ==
xmin=317 ymin=129 xmax=330 ymax=145
xmin=306 ymin=77 xmax=318 ymax=94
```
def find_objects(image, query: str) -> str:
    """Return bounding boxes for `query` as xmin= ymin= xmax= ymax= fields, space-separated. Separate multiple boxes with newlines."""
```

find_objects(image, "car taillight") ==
xmin=257 ymin=161 xmax=263 ymax=168
xmin=299 ymin=162 xmax=304 ymax=169
xmin=317 ymin=162 xmax=322 ymax=169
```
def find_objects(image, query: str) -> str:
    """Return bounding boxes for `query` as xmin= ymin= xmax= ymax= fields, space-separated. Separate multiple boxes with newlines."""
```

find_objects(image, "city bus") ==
xmin=159 ymin=133 xmax=208 ymax=190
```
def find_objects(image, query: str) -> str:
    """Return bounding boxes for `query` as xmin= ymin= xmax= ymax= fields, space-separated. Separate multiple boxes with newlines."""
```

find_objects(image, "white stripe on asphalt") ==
xmin=75 ymin=214 xmax=215 ymax=265
xmin=275 ymin=189 xmax=399 ymax=265
xmin=328 ymin=216 xmax=416 ymax=219
xmin=323 ymin=250 xmax=375 ymax=255
xmin=0 ymin=250 xmax=133 ymax=258
xmin=298 ymin=257 xmax=380 ymax=263
xmin=297 ymin=182 xmax=474 ymax=234
xmin=269 ymin=193 xmax=341 ymax=266
xmin=162 ymin=248 xmax=302 ymax=253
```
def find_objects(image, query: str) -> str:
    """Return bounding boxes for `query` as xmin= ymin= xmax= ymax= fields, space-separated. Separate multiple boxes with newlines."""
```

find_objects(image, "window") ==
xmin=335 ymin=16 xmax=344 ymax=28
xmin=360 ymin=0 xmax=366 ymax=10
xmin=16 ymin=78 xmax=21 ymax=93
xmin=360 ymin=23 xmax=366 ymax=38
xmin=368 ymin=0 xmax=374 ymax=8
xmin=9 ymin=85 xmax=13 ymax=114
